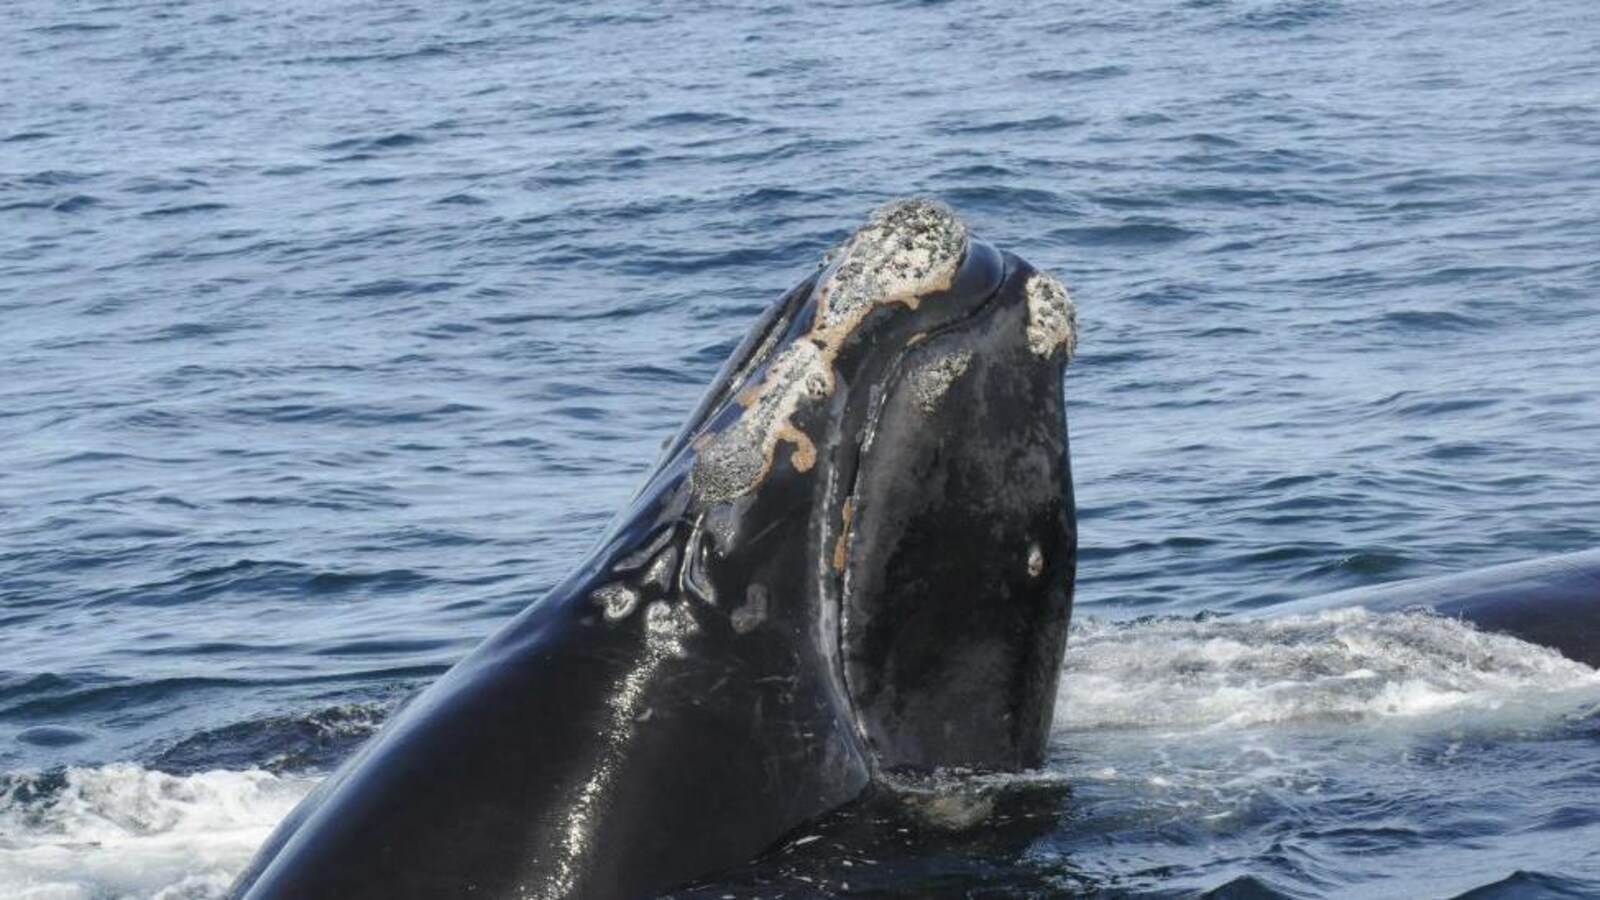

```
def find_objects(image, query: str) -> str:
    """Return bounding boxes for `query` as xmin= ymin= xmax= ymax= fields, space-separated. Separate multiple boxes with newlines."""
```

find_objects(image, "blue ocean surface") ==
xmin=3 ymin=0 xmax=1599 ymax=896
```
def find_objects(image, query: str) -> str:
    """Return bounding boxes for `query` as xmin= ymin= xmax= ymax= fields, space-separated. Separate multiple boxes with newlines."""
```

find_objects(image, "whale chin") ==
xmin=230 ymin=199 xmax=1080 ymax=900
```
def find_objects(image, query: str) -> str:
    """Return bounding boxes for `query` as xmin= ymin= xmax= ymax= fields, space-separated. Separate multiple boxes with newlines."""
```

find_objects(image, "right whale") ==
xmin=231 ymin=199 xmax=1081 ymax=899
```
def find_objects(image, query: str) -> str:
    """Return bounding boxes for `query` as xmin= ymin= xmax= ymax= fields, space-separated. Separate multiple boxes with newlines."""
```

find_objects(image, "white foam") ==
xmin=4 ymin=612 xmax=1595 ymax=897
xmin=1056 ymin=607 xmax=1600 ymax=734
xmin=0 ymin=764 xmax=314 ymax=900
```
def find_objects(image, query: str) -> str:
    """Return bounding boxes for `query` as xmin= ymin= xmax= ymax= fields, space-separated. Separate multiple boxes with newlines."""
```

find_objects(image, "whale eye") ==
xmin=680 ymin=517 xmax=717 ymax=606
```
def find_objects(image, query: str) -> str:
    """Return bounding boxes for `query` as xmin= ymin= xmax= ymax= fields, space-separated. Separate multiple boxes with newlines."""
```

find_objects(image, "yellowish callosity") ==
xmin=832 ymin=498 xmax=856 ymax=573
xmin=692 ymin=199 xmax=969 ymax=503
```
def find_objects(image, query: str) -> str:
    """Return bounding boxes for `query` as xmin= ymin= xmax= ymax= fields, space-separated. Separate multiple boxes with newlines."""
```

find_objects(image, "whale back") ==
xmin=1274 ymin=549 xmax=1600 ymax=667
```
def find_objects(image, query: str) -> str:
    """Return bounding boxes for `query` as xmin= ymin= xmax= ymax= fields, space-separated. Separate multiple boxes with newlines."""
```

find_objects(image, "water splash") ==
xmin=1057 ymin=608 xmax=1600 ymax=733
xmin=0 ymin=764 xmax=312 ymax=900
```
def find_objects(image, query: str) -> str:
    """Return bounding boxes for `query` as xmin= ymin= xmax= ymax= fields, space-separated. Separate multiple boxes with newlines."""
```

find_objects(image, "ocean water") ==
xmin=3 ymin=0 xmax=1598 ymax=897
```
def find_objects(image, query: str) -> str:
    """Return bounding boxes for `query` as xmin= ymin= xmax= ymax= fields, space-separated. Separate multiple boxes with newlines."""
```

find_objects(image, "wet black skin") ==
xmin=230 ymin=236 xmax=1076 ymax=899
xmin=1274 ymin=548 xmax=1600 ymax=667
xmin=666 ymin=779 xmax=1078 ymax=899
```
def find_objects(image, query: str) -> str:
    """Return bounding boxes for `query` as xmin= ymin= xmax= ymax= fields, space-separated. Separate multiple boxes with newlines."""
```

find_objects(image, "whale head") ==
xmin=672 ymin=199 xmax=1079 ymax=773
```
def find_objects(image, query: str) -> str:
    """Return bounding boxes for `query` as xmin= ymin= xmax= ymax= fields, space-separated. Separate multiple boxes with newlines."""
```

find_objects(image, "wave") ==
xmin=1056 ymin=608 xmax=1600 ymax=733
xmin=0 ymin=764 xmax=312 ymax=900
xmin=3 ymin=611 xmax=1597 ymax=898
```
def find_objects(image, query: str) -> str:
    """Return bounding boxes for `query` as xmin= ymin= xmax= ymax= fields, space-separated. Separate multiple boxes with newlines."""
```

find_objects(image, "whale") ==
xmin=229 ymin=200 xmax=1081 ymax=899
xmin=1270 ymin=548 xmax=1600 ymax=668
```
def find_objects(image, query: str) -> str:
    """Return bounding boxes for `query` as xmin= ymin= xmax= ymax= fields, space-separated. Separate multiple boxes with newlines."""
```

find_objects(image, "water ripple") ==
xmin=3 ymin=0 xmax=1599 ymax=895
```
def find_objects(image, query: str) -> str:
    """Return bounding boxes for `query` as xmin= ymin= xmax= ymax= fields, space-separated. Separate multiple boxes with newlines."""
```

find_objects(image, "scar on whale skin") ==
xmin=691 ymin=200 xmax=970 ymax=504
xmin=832 ymin=498 xmax=856 ymax=574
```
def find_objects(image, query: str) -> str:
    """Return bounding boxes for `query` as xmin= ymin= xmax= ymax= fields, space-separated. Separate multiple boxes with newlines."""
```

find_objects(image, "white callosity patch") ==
xmin=1055 ymin=608 xmax=1600 ymax=733
xmin=591 ymin=582 xmax=641 ymax=622
xmin=0 ymin=763 xmax=313 ymax=900
xmin=908 ymin=349 xmax=973 ymax=413
xmin=692 ymin=200 xmax=969 ymax=503
xmin=1024 ymin=270 xmax=1077 ymax=360
xmin=813 ymin=200 xmax=969 ymax=330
